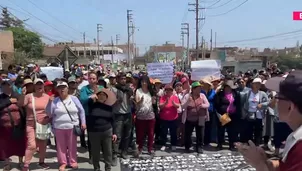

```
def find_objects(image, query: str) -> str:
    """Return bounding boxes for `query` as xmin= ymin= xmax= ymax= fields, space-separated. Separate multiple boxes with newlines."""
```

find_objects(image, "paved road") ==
xmin=1 ymin=139 xmax=233 ymax=171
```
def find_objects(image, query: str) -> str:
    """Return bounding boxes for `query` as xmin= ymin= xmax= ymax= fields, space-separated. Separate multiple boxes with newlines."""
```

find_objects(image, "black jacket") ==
xmin=87 ymin=99 xmax=116 ymax=134
xmin=214 ymin=90 xmax=241 ymax=118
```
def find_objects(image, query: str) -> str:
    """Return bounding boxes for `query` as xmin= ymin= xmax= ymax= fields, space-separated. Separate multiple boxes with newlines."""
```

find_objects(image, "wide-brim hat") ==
xmin=224 ymin=80 xmax=237 ymax=89
xmin=96 ymin=88 xmax=117 ymax=106
xmin=200 ymin=77 xmax=213 ymax=87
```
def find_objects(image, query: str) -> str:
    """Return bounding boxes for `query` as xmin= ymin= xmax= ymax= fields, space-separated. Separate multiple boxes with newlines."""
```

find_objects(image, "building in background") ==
xmin=146 ymin=43 xmax=184 ymax=63
xmin=0 ymin=30 xmax=14 ymax=69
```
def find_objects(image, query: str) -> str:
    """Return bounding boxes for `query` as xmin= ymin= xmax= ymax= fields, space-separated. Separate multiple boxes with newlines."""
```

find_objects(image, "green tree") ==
xmin=273 ymin=55 xmax=302 ymax=70
xmin=0 ymin=7 xmax=42 ymax=58
xmin=7 ymin=27 xmax=43 ymax=58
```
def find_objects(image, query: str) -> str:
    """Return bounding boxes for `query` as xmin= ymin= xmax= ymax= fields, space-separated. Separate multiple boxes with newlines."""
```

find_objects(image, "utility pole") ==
xmin=201 ymin=36 xmax=204 ymax=59
xmin=111 ymin=36 xmax=114 ymax=64
xmin=83 ymin=32 xmax=86 ymax=58
xmin=181 ymin=32 xmax=185 ymax=70
xmin=214 ymin=32 xmax=217 ymax=48
xmin=116 ymin=34 xmax=120 ymax=46
xmin=210 ymin=29 xmax=213 ymax=52
xmin=97 ymin=24 xmax=102 ymax=62
xmin=131 ymin=22 xmax=136 ymax=69
xmin=127 ymin=9 xmax=133 ymax=69
xmin=189 ymin=0 xmax=205 ymax=60
xmin=182 ymin=23 xmax=190 ymax=70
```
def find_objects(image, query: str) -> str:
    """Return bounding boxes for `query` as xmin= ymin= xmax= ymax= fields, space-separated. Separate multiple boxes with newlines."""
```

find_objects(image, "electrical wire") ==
xmin=206 ymin=0 xmax=222 ymax=8
xmin=5 ymin=0 xmax=79 ymax=41
xmin=207 ymin=0 xmax=248 ymax=17
xmin=217 ymin=29 xmax=302 ymax=44
xmin=207 ymin=0 xmax=234 ymax=9
xmin=26 ymin=0 xmax=94 ymax=39
xmin=0 ymin=6 xmax=63 ymax=43
xmin=219 ymin=33 xmax=302 ymax=46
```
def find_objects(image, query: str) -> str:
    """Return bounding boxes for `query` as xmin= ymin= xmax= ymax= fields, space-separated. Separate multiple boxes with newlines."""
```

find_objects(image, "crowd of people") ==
xmin=0 ymin=63 xmax=301 ymax=171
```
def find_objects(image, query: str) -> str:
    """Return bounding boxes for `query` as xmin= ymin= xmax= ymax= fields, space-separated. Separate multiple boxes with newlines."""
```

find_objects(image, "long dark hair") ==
xmin=136 ymin=75 xmax=154 ymax=96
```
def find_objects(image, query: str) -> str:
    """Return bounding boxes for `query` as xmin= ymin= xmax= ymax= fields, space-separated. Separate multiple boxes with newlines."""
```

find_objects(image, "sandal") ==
xmin=70 ymin=163 xmax=78 ymax=170
xmin=59 ymin=164 xmax=66 ymax=171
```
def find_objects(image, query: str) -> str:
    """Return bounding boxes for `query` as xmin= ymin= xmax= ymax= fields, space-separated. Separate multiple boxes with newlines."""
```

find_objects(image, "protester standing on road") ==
xmin=159 ymin=84 xmax=180 ymax=151
xmin=88 ymin=88 xmax=117 ymax=171
xmin=214 ymin=80 xmax=241 ymax=150
xmin=0 ymin=80 xmax=26 ymax=171
xmin=111 ymin=72 xmax=137 ymax=163
xmin=79 ymin=72 xmax=100 ymax=158
xmin=46 ymin=81 xmax=86 ymax=171
xmin=135 ymin=75 xmax=156 ymax=156
xmin=182 ymin=82 xmax=209 ymax=154
xmin=241 ymin=78 xmax=269 ymax=146
xmin=23 ymin=78 xmax=51 ymax=171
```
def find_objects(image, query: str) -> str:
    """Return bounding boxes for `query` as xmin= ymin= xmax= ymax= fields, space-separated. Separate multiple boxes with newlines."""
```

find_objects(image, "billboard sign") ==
xmin=155 ymin=52 xmax=176 ymax=62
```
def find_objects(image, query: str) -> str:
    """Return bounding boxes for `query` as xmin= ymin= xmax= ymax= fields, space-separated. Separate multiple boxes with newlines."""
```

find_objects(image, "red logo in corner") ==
xmin=293 ymin=12 xmax=302 ymax=20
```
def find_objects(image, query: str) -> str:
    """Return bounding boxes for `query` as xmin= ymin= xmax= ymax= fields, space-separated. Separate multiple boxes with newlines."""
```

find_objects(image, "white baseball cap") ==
xmin=56 ymin=81 xmax=68 ymax=88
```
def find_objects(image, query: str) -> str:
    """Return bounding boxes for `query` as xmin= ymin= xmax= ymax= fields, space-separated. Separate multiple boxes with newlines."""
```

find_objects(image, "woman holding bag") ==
xmin=46 ymin=81 xmax=86 ymax=171
xmin=23 ymin=78 xmax=51 ymax=171
xmin=214 ymin=80 xmax=241 ymax=150
xmin=182 ymin=82 xmax=210 ymax=154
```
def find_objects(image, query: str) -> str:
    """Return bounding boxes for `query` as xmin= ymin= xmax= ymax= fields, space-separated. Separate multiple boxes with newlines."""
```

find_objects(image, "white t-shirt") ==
xmin=52 ymin=96 xmax=79 ymax=129
xmin=135 ymin=88 xmax=154 ymax=120
xmin=248 ymin=92 xmax=262 ymax=119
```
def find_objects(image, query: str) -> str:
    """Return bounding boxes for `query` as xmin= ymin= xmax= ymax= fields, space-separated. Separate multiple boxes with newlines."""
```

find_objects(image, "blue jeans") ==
xmin=160 ymin=119 xmax=178 ymax=146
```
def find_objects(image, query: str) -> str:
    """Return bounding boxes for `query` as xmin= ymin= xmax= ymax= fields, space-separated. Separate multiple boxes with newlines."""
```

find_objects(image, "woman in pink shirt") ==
xmin=23 ymin=78 xmax=51 ymax=171
xmin=159 ymin=84 xmax=180 ymax=151
xmin=182 ymin=82 xmax=210 ymax=154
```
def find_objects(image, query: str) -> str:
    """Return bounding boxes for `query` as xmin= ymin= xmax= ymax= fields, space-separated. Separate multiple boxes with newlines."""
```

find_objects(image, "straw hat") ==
xmin=200 ymin=77 xmax=213 ymax=87
xmin=224 ymin=80 xmax=237 ymax=89
xmin=96 ymin=88 xmax=117 ymax=106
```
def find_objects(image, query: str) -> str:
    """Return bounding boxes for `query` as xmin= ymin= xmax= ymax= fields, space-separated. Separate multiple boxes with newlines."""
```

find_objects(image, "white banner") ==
xmin=191 ymin=60 xmax=221 ymax=80
xmin=147 ymin=62 xmax=174 ymax=84
xmin=40 ymin=67 xmax=63 ymax=81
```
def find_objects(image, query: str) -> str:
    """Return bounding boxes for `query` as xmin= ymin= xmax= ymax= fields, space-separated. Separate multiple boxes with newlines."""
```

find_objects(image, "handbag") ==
xmin=31 ymin=94 xmax=51 ymax=140
xmin=217 ymin=113 xmax=231 ymax=126
xmin=60 ymin=98 xmax=83 ymax=136
xmin=7 ymin=108 xmax=24 ymax=139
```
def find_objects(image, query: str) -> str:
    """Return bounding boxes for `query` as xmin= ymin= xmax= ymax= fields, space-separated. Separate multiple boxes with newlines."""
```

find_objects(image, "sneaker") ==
xmin=196 ymin=147 xmax=203 ymax=154
xmin=171 ymin=146 xmax=176 ymax=151
xmin=38 ymin=162 xmax=50 ymax=170
xmin=148 ymin=150 xmax=155 ymax=156
xmin=121 ymin=151 xmax=128 ymax=159
xmin=160 ymin=146 xmax=166 ymax=151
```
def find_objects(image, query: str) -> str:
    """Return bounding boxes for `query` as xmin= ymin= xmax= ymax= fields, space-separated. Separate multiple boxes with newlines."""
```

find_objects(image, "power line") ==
xmin=26 ymin=0 xmax=94 ymax=39
xmin=217 ymin=29 xmax=302 ymax=44
xmin=1 ymin=6 xmax=68 ymax=42
xmin=207 ymin=0 xmax=248 ymax=17
xmin=5 ymin=0 xmax=79 ymax=41
xmin=207 ymin=0 xmax=234 ymax=9
xmin=206 ymin=0 xmax=222 ymax=8
xmin=0 ymin=6 xmax=63 ymax=43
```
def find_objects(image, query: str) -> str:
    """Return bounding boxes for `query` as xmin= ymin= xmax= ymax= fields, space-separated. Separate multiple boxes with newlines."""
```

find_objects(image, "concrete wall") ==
xmin=222 ymin=60 xmax=263 ymax=74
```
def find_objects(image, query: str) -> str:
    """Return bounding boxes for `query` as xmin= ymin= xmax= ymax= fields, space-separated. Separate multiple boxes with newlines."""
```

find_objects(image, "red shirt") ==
xmin=159 ymin=95 xmax=180 ymax=121
xmin=279 ymin=141 xmax=302 ymax=171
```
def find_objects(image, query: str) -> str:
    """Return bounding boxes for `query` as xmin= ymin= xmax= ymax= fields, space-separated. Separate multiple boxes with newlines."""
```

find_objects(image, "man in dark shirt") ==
xmin=236 ymin=70 xmax=302 ymax=171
